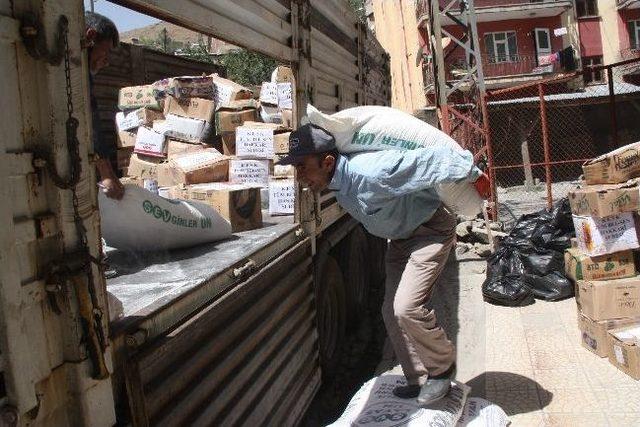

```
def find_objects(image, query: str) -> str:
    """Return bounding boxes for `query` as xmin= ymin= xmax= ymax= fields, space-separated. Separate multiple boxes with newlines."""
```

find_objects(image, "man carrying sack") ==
xmin=277 ymin=123 xmax=488 ymax=405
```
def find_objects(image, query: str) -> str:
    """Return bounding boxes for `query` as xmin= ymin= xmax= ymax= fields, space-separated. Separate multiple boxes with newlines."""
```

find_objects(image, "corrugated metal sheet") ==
xmin=124 ymin=238 xmax=318 ymax=427
xmin=112 ymin=0 xmax=294 ymax=62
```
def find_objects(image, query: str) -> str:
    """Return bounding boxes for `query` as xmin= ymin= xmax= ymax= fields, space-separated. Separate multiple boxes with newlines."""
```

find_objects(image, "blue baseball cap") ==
xmin=276 ymin=123 xmax=336 ymax=165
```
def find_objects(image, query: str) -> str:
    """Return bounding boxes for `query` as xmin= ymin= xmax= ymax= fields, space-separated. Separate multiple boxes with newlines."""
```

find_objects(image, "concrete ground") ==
xmin=376 ymin=250 xmax=640 ymax=426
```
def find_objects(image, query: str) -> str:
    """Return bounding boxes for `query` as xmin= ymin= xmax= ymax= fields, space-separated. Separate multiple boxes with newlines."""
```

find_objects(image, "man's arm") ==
xmin=91 ymin=97 xmax=124 ymax=200
xmin=95 ymin=157 xmax=124 ymax=200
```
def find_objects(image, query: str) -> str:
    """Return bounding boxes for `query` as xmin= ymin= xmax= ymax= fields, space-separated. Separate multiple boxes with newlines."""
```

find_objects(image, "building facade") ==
xmin=415 ymin=0 xmax=640 ymax=100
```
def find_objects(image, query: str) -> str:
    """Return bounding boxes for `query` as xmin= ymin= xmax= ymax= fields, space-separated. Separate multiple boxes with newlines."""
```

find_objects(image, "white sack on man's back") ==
xmin=99 ymin=185 xmax=232 ymax=251
xmin=303 ymin=105 xmax=483 ymax=217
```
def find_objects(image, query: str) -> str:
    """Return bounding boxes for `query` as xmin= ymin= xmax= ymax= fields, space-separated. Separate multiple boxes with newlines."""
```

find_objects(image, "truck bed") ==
xmin=106 ymin=213 xmax=297 ymax=322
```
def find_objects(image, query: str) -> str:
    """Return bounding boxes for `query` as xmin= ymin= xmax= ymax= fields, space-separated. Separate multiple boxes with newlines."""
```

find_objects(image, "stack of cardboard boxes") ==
xmin=114 ymin=68 xmax=298 ymax=232
xmin=568 ymin=142 xmax=640 ymax=380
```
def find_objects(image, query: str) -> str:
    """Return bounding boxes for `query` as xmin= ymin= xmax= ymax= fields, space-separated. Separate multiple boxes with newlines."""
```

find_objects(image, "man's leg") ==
xmin=382 ymin=206 xmax=457 ymax=397
xmin=382 ymin=239 xmax=428 ymax=385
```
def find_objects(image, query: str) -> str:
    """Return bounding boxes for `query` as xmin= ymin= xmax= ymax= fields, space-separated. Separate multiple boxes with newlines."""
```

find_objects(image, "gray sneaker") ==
xmin=416 ymin=364 xmax=456 ymax=406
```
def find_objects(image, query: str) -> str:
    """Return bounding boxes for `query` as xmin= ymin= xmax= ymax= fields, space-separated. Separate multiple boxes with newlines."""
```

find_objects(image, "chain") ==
xmin=59 ymin=22 xmax=106 ymax=354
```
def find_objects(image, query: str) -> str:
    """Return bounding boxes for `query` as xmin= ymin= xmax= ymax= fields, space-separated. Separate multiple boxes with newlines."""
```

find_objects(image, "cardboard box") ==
xmin=166 ymin=139 xmax=205 ymax=159
xmin=565 ymin=248 xmax=636 ymax=282
xmin=583 ymin=142 xmax=640 ymax=185
xmin=260 ymin=104 xmax=282 ymax=124
xmin=215 ymin=109 xmax=258 ymax=133
xmin=164 ymin=76 xmax=215 ymax=99
xmin=568 ymin=180 xmax=640 ymax=217
xmin=607 ymin=324 xmax=640 ymax=379
xmin=186 ymin=182 xmax=262 ymax=232
xmin=157 ymin=162 xmax=175 ymax=187
xmin=259 ymin=82 xmax=278 ymax=105
xmin=169 ymin=149 xmax=229 ymax=185
xmin=272 ymin=65 xmax=295 ymax=85
xmin=229 ymin=159 xmax=271 ymax=188
xmin=134 ymin=126 xmax=167 ymax=158
xmin=118 ymin=85 xmax=162 ymax=111
xmin=578 ymin=312 xmax=640 ymax=357
xmin=163 ymin=113 xmax=209 ymax=143
xmin=577 ymin=277 xmax=640 ymax=320
xmin=235 ymin=126 xmax=276 ymax=158
xmin=164 ymin=96 xmax=216 ymax=122
xmin=281 ymin=109 xmax=294 ymax=128
xmin=274 ymin=132 xmax=292 ymax=154
xmin=269 ymin=179 xmax=295 ymax=216
xmin=115 ymin=108 xmax=164 ymax=132
xmin=117 ymin=130 xmax=137 ymax=149
xmin=273 ymin=163 xmax=295 ymax=179
xmin=117 ymin=147 xmax=134 ymax=170
xmin=276 ymin=82 xmax=293 ymax=109
xmin=126 ymin=153 xmax=165 ymax=180
xmin=572 ymin=213 xmax=640 ymax=257
xmin=219 ymin=132 xmax=236 ymax=156
xmin=210 ymin=74 xmax=253 ymax=107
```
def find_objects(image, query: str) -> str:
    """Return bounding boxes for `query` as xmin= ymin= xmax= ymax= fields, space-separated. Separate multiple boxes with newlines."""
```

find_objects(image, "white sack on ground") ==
xmin=327 ymin=373 xmax=470 ymax=427
xmin=99 ymin=185 xmax=232 ymax=251
xmin=456 ymin=398 xmax=509 ymax=427
xmin=303 ymin=105 xmax=483 ymax=217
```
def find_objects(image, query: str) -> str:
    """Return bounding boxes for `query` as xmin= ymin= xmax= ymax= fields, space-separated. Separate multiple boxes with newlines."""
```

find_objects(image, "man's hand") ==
xmin=100 ymin=177 xmax=125 ymax=200
xmin=474 ymin=173 xmax=491 ymax=199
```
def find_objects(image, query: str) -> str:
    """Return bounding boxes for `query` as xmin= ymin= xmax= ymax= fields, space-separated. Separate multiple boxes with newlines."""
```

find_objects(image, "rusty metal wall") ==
xmin=124 ymin=238 xmax=318 ymax=427
xmin=92 ymin=43 xmax=223 ymax=162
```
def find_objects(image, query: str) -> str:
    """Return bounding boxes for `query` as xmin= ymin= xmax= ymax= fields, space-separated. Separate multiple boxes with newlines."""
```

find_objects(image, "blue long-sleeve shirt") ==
xmin=327 ymin=148 xmax=481 ymax=240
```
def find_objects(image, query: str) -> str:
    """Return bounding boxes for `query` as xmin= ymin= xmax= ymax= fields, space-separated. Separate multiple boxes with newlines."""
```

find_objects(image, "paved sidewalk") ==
xmin=377 ymin=251 xmax=640 ymax=426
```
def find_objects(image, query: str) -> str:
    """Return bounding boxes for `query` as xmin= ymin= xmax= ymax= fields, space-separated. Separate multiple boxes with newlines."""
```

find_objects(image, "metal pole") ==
xmin=539 ymin=83 xmax=553 ymax=211
xmin=90 ymin=0 xmax=95 ymax=12
xmin=480 ymin=93 xmax=497 ymax=220
xmin=608 ymin=67 xmax=618 ymax=148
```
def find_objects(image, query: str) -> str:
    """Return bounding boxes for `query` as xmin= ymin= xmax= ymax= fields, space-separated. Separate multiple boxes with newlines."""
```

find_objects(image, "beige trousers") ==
xmin=382 ymin=205 xmax=457 ymax=385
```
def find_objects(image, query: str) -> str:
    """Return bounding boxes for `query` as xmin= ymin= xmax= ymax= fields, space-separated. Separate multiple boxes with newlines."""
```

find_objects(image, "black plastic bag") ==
xmin=482 ymin=275 xmax=535 ymax=306
xmin=523 ymin=272 xmax=574 ymax=301
xmin=482 ymin=198 xmax=576 ymax=306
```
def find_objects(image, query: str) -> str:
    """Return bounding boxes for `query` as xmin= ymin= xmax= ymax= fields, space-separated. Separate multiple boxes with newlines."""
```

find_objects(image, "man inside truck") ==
xmin=278 ymin=123 xmax=489 ymax=406
xmin=86 ymin=12 xmax=125 ymax=200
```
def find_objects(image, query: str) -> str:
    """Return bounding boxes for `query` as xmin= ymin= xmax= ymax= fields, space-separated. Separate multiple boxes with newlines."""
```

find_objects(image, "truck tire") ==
xmin=315 ymin=255 xmax=347 ymax=378
xmin=335 ymin=226 xmax=369 ymax=329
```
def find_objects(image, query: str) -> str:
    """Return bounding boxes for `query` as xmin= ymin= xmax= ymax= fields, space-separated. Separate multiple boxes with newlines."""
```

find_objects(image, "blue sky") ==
xmin=84 ymin=0 xmax=159 ymax=32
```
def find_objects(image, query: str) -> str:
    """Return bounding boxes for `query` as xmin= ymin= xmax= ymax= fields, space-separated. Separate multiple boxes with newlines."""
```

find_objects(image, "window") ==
xmin=484 ymin=32 xmax=518 ymax=63
xmin=628 ymin=20 xmax=640 ymax=50
xmin=583 ymin=56 xmax=603 ymax=85
xmin=576 ymin=0 xmax=598 ymax=18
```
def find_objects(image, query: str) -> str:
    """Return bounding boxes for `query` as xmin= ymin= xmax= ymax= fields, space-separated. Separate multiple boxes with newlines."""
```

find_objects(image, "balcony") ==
xmin=417 ymin=0 xmax=573 ymax=26
xmin=618 ymin=0 xmax=640 ymax=9
xmin=446 ymin=54 xmax=561 ymax=86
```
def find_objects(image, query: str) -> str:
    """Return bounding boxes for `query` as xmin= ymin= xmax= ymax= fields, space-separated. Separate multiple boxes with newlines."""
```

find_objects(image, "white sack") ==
xmin=328 ymin=373 xmax=470 ymax=427
xmin=303 ymin=104 xmax=483 ymax=217
xmin=99 ymin=185 xmax=232 ymax=251
xmin=456 ymin=398 xmax=509 ymax=427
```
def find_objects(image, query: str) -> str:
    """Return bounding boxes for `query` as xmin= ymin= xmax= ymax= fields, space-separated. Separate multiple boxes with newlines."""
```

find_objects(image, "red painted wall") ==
xmin=441 ymin=16 xmax=564 ymax=78
xmin=578 ymin=17 xmax=603 ymax=57
xmin=619 ymin=9 xmax=640 ymax=51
